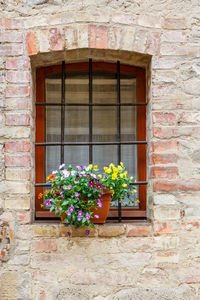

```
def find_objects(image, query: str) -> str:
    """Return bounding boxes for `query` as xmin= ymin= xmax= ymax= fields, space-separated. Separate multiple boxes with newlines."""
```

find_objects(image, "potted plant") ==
xmin=39 ymin=163 xmax=137 ymax=235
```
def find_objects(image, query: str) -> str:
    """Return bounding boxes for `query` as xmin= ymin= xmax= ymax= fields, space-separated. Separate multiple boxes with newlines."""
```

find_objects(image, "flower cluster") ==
xmin=39 ymin=163 xmax=137 ymax=233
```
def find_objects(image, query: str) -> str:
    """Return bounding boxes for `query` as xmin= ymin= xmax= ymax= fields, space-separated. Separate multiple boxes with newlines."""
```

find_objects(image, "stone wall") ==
xmin=1 ymin=0 xmax=200 ymax=299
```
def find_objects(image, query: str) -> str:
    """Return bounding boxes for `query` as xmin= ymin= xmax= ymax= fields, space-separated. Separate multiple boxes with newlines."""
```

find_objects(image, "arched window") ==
xmin=35 ymin=60 xmax=147 ymax=221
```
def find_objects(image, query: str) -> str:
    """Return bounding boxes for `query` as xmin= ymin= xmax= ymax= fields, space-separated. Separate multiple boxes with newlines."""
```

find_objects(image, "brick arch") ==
xmin=26 ymin=23 xmax=160 ymax=60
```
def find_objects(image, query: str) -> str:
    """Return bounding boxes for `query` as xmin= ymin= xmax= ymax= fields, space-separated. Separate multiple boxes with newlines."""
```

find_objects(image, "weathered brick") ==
xmin=33 ymin=225 xmax=58 ymax=237
xmin=0 ymin=31 xmax=23 ymax=43
xmin=26 ymin=32 xmax=37 ymax=56
xmin=126 ymin=225 xmax=152 ymax=237
xmin=6 ymin=168 xmax=31 ymax=181
xmin=161 ymin=31 xmax=186 ymax=43
xmin=17 ymin=212 xmax=31 ymax=224
xmin=151 ymin=140 xmax=178 ymax=152
xmin=153 ymin=127 xmax=176 ymax=139
xmin=6 ymin=98 xmax=30 ymax=110
xmin=6 ymin=58 xmax=30 ymax=70
xmin=137 ymin=14 xmax=162 ymax=28
xmin=5 ymin=154 xmax=31 ymax=167
xmin=163 ymin=17 xmax=187 ymax=30
xmin=5 ymin=113 xmax=30 ymax=126
xmin=154 ymin=207 xmax=180 ymax=221
xmin=98 ymin=225 xmax=125 ymax=237
xmin=5 ymin=141 xmax=31 ymax=152
xmin=6 ymin=86 xmax=30 ymax=97
xmin=151 ymin=166 xmax=178 ymax=178
xmin=154 ymin=180 xmax=200 ymax=192
xmin=5 ymin=198 xmax=30 ymax=210
xmin=146 ymin=32 xmax=160 ymax=55
xmin=0 ymin=44 xmax=23 ymax=56
xmin=49 ymin=28 xmax=63 ymax=51
xmin=0 ymin=18 xmax=22 ymax=29
xmin=153 ymin=194 xmax=177 ymax=205
xmin=133 ymin=29 xmax=147 ymax=53
xmin=107 ymin=27 xmax=122 ymax=50
xmin=153 ymin=223 xmax=173 ymax=235
xmin=151 ymin=153 xmax=177 ymax=165
xmin=32 ymin=239 xmax=57 ymax=253
xmin=89 ymin=25 xmax=108 ymax=49
xmin=153 ymin=112 xmax=176 ymax=124
xmin=6 ymin=71 xmax=30 ymax=83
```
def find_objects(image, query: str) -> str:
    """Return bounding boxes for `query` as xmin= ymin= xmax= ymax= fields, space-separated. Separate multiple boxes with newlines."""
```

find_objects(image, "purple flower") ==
xmin=50 ymin=198 xmax=54 ymax=201
xmin=65 ymin=221 xmax=70 ymax=225
xmin=78 ymin=210 xmax=83 ymax=216
xmin=97 ymin=202 xmax=102 ymax=208
xmin=60 ymin=191 xmax=65 ymax=195
xmin=74 ymin=192 xmax=80 ymax=197
xmin=85 ymin=213 xmax=90 ymax=220
xmin=89 ymin=183 xmax=94 ymax=188
xmin=85 ymin=230 xmax=90 ymax=236
xmin=45 ymin=200 xmax=50 ymax=207
xmin=76 ymin=166 xmax=81 ymax=169
xmin=97 ymin=184 xmax=102 ymax=189
xmin=94 ymin=214 xmax=99 ymax=219
xmin=67 ymin=231 xmax=71 ymax=236
xmin=69 ymin=205 xmax=74 ymax=212
xmin=98 ymin=199 xmax=102 ymax=202
xmin=74 ymin=181 xmax=79 ymax=184
xmin=66 ymin=185 xmax=73 ymax=190
xmin=77 ymin=216 xmax=82 ymax=222
xmin=67 ymin=211 xmax=71 ymax=216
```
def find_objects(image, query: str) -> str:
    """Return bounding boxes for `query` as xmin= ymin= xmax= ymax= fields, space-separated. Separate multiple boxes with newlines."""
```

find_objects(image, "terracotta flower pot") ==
xmin=60 ymin=190 xmax=113 ymax=224
xmin=91 ymin=190 xmax=113 ymax=224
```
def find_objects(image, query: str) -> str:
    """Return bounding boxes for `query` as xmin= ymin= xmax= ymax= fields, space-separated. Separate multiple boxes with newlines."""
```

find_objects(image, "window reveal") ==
xmin=35 ymin=61 xmax=147 ymax=220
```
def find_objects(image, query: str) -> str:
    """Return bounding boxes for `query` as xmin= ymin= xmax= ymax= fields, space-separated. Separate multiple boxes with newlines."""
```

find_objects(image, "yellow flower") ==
xmin=132 ymin=189 xmax=136 ymax=193
xmin=102 ymin=178 xmax=104 ymax=182
xmin=134 ymin=179 xmax=137 ymax=183
xmin=98 ymin=174 xmax=102 ymax=178
xmin=46 ymin=176 xmax=49 ymax=181
xmin=89 ymin=164 xmax=93 ymax=169
xmin=109 ymin=163 xmax=114 ymax=168
xmin=118 ymin=166 xmax=122 ymax=171
xmin=135 ymin=199 xmax=140 ymax=203
xmin=93 ymin=165 xmax=98 ymax=170
xmin=130 ymin=176 xmax=133 ymax=180
xmin=107 ymin=168 xmax=111 ymax=174
xmin=120 ymin=174 xmax=124 ymax=178
xmin=112 ymin=174 xmax=116 ymax=180
xmin=104 ymin=167 xmax=108 ymax=172
xmin=119 ymin=199 xmax=122 ymax=203
xmin=122 ymin=184 xmax=127 ymax=188
xmin=120 ymin=162 xmax=124 ymax=167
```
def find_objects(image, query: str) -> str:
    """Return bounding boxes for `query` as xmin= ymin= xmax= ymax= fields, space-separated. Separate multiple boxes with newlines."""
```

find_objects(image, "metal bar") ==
xmin=117 ymin=61 xmax=122 ymax=223
xmin=61 ymin=61 xmax=65 ymax=164
xmin=89 ymin=58 xmax=93 ymax=163
xmin=35 ymin=141 xmax=147 ymax=146
xmin=35 ymin=181 xmax=148 ymax=187
xmin=36 ymin=102 xmax=147 ymax=106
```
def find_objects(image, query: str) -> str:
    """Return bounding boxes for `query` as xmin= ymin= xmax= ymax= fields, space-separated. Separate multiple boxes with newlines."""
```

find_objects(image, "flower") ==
xmin=97 ymin=202 xmax=102 ymax=208
xmin=67 ymin=211 xmax=71 ymax=216
xmin=74 ymin=192 xmax=80 ymax=197
xmin=97 ymin=184 xmax=102 ymax=189
xmin=74 ymin=180 xmax=79 ymax=184
xmin=132 ymin=189 xmax=136 ymax=193
xmin=38 ymin=193 xmax=43 ymax=199
xmin=59 ymin=163 xmax=65 ymax=169
xmin=122 ymin=184 xmax=127 ymax=188
xmin=89 ymin=164 xmax=93 ymax=169
xmin=45 ymin=190 xmax=49 ymax=194
xmin=69 ymin=206 xmax=74 ymax=212
xmin=45 ymin=200 xmax=50 ymax=207
xmin=66 ymin=185 xmax=72 ymax=190
xmin=67 ymin=231 xmax=71 ymax=236
xmin=85 ymin=213 xmax=90 ymax=220
xmin=120 ymin=162 xmax=124 ymax=167
xmin=78 ymin=211 xmax=83 ymax=216
xmin=94 ymin=214 xmax=99 ymax=219
xmin=63 ymin=170 xmax=70 ymax=178
xmin=49 ymin=174 xmax=54 ymax=180
xmin=85 ymin=230 xmax=90 ymax=236
xmin=77 ymin=216 xmax=82 ymax=221
xmin=93 ymin=165 xmax=98 ymax=170
xmin=52 ymin=170 xmax=58 ymax=174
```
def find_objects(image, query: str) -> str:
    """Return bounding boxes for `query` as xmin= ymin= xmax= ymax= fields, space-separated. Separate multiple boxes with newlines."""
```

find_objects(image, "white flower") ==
xmin=91 ymin=173 xmax=97 ymax=178
xmin=71 ymin=170 xmax=76 ymax=176
xmin=52 ymin=170 xmax=58 ymax=174
xmin=59 ymin=163 xmax=65 ymax=170
xmin=85 ymin=166 xmax=90 ymax=171
xmin=62 ymin=169 xmax=70 ymax=178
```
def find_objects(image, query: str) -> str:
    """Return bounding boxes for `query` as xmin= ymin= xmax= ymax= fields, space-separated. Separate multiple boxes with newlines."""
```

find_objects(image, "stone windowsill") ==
xmin=33 ymin=222 xmax=152 ymax=238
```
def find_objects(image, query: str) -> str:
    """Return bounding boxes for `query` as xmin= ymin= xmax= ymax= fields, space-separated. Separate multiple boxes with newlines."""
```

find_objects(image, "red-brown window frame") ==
xmin=35 ymin=61 xmax=147 ymax=220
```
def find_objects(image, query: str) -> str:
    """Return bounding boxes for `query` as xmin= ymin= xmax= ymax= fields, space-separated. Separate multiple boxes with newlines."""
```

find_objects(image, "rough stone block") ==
xmin=126 ymin=224 xmax=152 ymax=237
xmin=33 ymin=225 xmax=58 ymax=237
xmin=98 ymin=224 xmax=125 ymax=237
xmin=32 ymin=239 xmax=57 ymax=252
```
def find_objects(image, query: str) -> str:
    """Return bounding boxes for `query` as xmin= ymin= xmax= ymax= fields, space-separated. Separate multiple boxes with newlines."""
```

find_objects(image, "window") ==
xmin=35 ymin=60 xmax=147 ymax=220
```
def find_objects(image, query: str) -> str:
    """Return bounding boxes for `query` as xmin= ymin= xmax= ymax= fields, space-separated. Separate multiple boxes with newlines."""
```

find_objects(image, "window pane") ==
xmin=121 ymin=145 xmax=137 ymax=179
xmin=121 ymin=106 xmax=137 ymax=141
xmin=65 ymin=106 xmax=89 ymax=142
xmin=65 ymin=73 xmax=89 ymax=104
xmin=64 ymin=146 xmax=89 ymax=168
xmin=93 ymin=106 xmax=117 ymax=142
xmin=93 ymin=73 xmax=117 ymax=104
xmin=93 ymin=145 xmax=118 ymax=171
xmin=46 ymin=146 xmax=60 ymax=176
xmin=120 ymin=76 xmax=137 ymax=104
xmin=46 ymin=106 xmax=61 ymax=142
xmin=45 ymin=74 xmax=61 ymax=104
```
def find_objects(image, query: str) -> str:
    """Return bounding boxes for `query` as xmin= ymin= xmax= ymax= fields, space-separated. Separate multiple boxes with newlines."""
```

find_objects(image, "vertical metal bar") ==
xmin=61 ymin=61 xmax=65 ymax=164
xmin=117 ymin=61 xmax=122 ymax=222
xmin=89 ymin=58 xmax=93 ymax=164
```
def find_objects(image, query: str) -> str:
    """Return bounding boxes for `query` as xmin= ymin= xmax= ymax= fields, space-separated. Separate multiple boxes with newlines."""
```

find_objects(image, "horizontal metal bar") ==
xmin=35 ymin=181 xmax=148 ymax=187
xmin=36 ymin=102 xmax=147 ymax=107
xmin=35 ymin=141 xmax=147 ymax=146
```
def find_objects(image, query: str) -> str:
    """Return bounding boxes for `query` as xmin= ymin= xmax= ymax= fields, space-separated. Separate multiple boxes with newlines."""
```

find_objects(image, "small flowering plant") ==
xmin=40 ymin=164 xmax=108 ymax=229
xmin=39 ymin=163 xmax=137 ymax=233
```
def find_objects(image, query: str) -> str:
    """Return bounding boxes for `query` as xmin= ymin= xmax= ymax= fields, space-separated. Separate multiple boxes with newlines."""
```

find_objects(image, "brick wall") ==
xmin=1 ymin=0 xmax=200 ymax=299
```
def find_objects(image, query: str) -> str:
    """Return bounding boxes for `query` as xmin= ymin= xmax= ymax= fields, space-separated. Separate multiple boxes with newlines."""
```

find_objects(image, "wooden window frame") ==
xmin=35 ymin=61 xmax=147 ymax=220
